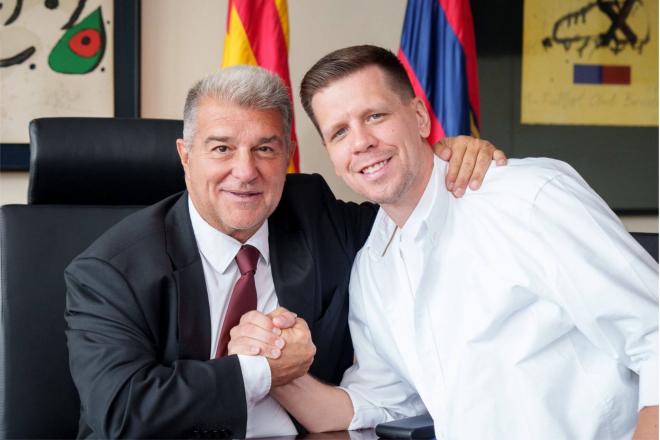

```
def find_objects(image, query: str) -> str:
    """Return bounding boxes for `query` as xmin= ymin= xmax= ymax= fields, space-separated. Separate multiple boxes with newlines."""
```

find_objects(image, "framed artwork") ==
xmin=521 ymin=0 xmax=658 ymax=127
xmin=471 ymin=0 xmax=657 ymax=213
xmin=0 ymin=0 xmax=140 ymax=171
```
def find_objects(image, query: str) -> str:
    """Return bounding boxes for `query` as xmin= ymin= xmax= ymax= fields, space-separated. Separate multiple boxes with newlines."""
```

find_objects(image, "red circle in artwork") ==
xmin=68 ymin=29 xmax=101 ymax=58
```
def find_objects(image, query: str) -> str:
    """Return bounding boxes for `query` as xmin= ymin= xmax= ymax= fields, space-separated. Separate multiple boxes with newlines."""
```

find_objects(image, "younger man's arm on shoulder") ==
xmin=434 ymin=135 xmax=507 ymax=197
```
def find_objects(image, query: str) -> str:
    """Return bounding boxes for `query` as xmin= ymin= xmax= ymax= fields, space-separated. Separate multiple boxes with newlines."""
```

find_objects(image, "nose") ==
xmin=350 ymin=124 xmax=376 ymax=154
xmin=232 ymin=149 xmax=259 ymax=183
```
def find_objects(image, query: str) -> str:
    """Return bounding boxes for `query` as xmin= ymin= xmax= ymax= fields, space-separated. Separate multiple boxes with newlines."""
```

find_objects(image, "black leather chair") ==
xmin=0 ymin=117 xmax=184 ymax=438
xmin=631 ymin=232 xmax=659 ymax=262
xmin=28 ymin=117 xmax=184 ymax=205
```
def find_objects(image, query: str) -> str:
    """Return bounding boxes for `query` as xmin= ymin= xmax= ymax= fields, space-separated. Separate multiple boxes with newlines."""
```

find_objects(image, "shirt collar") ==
xmin=188 ymin=197 xmax=270 ymax=273
xmin=369 ymin=156 xmax=451 ymax=256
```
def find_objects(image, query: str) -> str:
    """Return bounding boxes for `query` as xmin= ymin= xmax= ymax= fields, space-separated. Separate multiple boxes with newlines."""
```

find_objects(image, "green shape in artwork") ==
xmin=48 ymin=7 xmax=106 ymax=74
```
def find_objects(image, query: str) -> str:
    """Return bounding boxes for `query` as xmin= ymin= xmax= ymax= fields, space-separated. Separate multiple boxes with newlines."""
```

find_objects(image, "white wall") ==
xmin=1 ymin=0 xmax=657 ymax=233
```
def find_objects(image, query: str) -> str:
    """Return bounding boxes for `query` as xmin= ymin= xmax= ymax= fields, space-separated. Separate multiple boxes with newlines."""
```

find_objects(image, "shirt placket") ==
xmin=404 ymin=235 xmax=449 ymax=438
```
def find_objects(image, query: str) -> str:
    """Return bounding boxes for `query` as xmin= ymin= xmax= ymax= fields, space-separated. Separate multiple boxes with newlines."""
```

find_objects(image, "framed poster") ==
xmin=471 ymin=0 xmax=657 ymax=213
xmin=521 ymin=0 xmax=658 ymax=126
xmin=0 ymin=0 xmax=140 ymax=171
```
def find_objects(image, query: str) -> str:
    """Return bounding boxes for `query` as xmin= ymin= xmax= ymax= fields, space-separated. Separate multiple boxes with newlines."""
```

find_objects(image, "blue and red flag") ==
xmin=398 ymin=0 xmax=481 ymax=142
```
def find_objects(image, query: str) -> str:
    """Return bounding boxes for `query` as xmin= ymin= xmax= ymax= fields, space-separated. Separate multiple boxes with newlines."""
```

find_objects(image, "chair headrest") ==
xmin=28 ymin=117 xmax=186 ymax=205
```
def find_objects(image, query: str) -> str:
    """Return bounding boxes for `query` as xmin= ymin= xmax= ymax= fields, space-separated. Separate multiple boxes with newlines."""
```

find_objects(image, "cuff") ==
xmin=339 ymin=386 xmax=391 ymax=430
xmin=638 ymin=358 xmax=659 ymax=410
xmin=238 ymin=355 xmax=271 ymax=408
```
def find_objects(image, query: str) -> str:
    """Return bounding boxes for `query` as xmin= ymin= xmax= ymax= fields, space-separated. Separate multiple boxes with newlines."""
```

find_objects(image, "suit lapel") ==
xmin=268 ymin=219 xmax=316 ymax=326
xmin=165 ymin=194 xmax=212 ymax=360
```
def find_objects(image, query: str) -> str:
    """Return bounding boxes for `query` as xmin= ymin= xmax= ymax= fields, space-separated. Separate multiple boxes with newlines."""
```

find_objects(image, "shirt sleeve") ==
xmin=530 ymin=164 xmax=659 ymax=410
xmin=237 ymin=355 xmax=271 ymax=408
xmin=339 ymin=261 xmax=427 ymax=429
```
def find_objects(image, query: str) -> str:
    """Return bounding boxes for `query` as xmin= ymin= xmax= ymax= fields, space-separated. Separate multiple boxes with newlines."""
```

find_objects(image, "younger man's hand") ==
xmin=434 ymin=135 xmax=507 ymax=197
xmin=267 ymin=318 xmax=316 ymax=387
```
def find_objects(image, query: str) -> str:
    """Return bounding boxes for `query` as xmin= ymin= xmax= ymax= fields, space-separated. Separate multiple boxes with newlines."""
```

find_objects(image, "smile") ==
xmin=225 ymin=190 xmax=261 ymax=199
xmin=361 ymin=158 xmax=390 ymax=175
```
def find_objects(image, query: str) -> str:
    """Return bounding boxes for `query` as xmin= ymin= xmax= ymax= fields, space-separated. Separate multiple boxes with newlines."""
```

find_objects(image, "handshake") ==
xmin=227 ymin=308 xmax=316 ymax=387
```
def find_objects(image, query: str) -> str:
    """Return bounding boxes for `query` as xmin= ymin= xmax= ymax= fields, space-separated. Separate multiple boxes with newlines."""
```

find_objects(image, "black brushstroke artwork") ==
xmin=61 ymin=0 xmax=86 ymax=29
xmin=0 ymin=46 xmax=35 ymax=67
xmin=0 ymin=0 xmax=86 ymax=68
xmin=541 ymin=0 xmax=650 ymax=57
xmin=3 ymin=0 xmax=21 ymax=25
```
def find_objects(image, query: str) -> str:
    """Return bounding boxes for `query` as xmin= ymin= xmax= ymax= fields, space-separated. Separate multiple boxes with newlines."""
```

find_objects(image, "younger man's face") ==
xmin=310 ymin=65 xmax=432 ymax=207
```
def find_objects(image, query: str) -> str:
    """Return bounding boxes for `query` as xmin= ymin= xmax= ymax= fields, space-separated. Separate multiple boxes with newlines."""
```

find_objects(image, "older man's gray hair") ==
xmin=182 ymin=65 xmax=292 ymax=151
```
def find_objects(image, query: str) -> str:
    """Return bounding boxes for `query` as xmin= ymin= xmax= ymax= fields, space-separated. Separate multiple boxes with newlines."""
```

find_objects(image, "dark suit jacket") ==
xmin=64 ymin=174 xmax=377 ymax=439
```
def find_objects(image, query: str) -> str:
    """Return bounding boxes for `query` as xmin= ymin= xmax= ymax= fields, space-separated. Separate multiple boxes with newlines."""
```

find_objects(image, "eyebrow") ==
xmin=203 ymin=135 xmax=282 ymax=145
xmin=322 ymin=106 xmax=384 ymax=140
xmin=204 ymin=136 xmax=231 ymax=144
xmin=256 ymin=135 xmax=281 ymax=144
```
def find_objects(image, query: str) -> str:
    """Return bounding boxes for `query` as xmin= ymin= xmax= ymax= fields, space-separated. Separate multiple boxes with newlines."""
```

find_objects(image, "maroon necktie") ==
xmin=214 ymin=245 xmax=259 ymax=358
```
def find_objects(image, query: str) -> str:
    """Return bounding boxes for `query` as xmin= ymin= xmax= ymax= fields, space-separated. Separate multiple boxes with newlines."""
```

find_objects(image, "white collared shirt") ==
xmin=340 ymin=156 xmax=658 ymax=439
xmin=188 ymin=199 xmax=297 ymax=437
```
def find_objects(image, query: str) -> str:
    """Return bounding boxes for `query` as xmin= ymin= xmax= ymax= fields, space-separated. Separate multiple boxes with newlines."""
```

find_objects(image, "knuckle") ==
xmin=244 ymin=325 xmax=257 ymax=338
xmin=449 ymin=155 xmax=463 ymax=165
xmin=241 ymin=311 xmax=256 ymax=323
xmin=461 ymin=159 xmax=475 ymax=169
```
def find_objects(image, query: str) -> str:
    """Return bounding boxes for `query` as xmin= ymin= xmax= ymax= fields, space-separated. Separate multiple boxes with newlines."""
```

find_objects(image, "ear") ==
xmin=176 ymin=139 xmax=190 ymax=176
xmin=287 ymin=139 xmax=296 ymax=162
xmin=412 ymin=97 xmax=431 ymax=138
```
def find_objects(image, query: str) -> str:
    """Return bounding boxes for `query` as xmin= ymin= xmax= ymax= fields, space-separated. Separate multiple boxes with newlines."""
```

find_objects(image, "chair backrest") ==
xmin=0 ymin=117 xmax=184 ymax=438
xmin=631 ymin=232 xmax=659 ymax=262
xmin=0 ymin=205 xmax=140 ymax=438
xmin=28 ymin=117 xmax=185 ymax=205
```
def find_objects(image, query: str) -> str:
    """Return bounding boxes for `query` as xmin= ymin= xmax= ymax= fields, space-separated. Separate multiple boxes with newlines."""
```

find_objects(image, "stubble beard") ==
xmin=365 ymin=167 xmax=415 ymax=206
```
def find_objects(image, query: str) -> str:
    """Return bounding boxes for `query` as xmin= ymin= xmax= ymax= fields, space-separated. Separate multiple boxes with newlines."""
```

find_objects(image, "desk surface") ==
xmin=257 ymin=429 xmax=378 ymax=440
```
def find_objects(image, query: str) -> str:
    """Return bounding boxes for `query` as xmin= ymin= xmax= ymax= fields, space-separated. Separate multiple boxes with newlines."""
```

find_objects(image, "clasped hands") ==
xmin=227 ymin=307 xmax=315 ymax=387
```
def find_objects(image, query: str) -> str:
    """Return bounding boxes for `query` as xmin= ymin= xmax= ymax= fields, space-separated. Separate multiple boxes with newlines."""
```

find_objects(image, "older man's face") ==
xmin=176 ymin=97 xmax=290 ymax=242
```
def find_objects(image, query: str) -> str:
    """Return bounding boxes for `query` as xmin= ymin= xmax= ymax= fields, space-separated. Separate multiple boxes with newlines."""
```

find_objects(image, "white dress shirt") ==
xmin=188 ymin=199 xmax=297 ymax=437
xmin=340 ymin=157 xmax=658 ymax=439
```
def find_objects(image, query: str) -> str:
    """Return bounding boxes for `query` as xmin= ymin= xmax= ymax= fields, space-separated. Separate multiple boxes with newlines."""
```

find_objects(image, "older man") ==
xmin=237 ymin=46 xmax=658 ymax=439
xmin=64 ymin=65 xmax=501 ymax=438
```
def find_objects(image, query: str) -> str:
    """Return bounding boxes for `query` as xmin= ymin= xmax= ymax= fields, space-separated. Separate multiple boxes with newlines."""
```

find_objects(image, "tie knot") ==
xmin=235 ymin=245 xmax=259 ymax=275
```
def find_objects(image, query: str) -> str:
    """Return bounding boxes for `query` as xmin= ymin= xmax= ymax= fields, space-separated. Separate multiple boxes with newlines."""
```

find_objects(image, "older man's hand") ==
xmin=227 ymin=307 xmax=297 ymax=358
xmin=434 ymin=135 xmax=507 ymax=197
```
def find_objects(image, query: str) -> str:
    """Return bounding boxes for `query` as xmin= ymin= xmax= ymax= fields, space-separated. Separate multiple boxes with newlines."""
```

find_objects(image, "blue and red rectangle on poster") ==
xmin=574 ymin=64 xmax=631 ymax=85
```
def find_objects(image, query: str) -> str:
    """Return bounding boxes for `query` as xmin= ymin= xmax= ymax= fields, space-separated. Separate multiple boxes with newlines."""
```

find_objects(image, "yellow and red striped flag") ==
xmin=222 ymin=0 xmax=299 ymax=173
